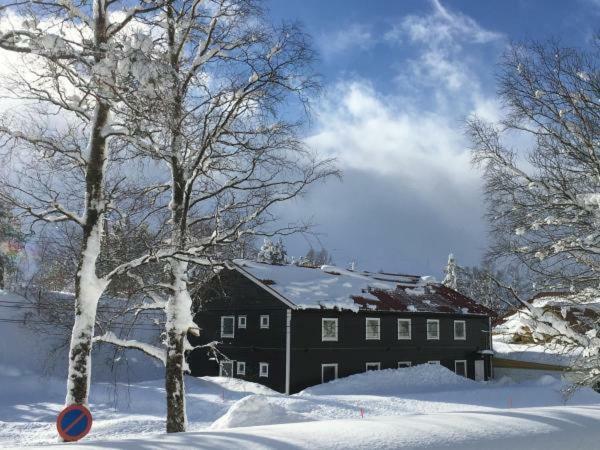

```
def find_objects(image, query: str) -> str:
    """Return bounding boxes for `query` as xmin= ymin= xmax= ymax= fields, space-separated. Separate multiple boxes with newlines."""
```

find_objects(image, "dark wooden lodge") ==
xmin=188 ymin=260 xmax=494 ymax=394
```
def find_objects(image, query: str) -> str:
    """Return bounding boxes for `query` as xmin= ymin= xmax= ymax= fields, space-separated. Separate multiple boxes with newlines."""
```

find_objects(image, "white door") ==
xmin=219 ymin=361 xmax=234 ymax=377
xmin=474 ymin=360 xmax=485 ymax=381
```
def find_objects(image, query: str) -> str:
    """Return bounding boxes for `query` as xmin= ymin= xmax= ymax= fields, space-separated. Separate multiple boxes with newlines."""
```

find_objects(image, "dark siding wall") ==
xmin=188 ymin=269 xmax=288 ymax=392
xmin=289 ymin=310 xmax=490 ymax=393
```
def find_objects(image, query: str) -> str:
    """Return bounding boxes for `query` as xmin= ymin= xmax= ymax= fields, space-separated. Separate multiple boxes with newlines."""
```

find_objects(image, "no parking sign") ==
xmin=56 ymin=404 xmax=93 ymax=442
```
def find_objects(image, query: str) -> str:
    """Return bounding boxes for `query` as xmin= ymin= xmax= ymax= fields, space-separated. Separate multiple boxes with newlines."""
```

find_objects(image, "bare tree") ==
xmin=0 ymin=0 xmax=163 ymax=409
xmin=468 ymin=39 xmax=600 ymax=390
xmin=99 ymin=0 xmax=338 ymax=432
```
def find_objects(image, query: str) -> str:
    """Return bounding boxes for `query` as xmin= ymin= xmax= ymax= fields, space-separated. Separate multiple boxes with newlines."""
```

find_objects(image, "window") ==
xmin=237 ymin=361 xmax=246 ymax=376
xmin=322 ymin=318 xmax=338 ymax=341
xmin=454 ymin=320 xmax=466 ymax=340
xmin=259 ymin=362 xmax=269 ymax=377
xmin=219 ymin=360 xmax=233 ymax=377
xmin=365 ymin=317 xmax=380 ymax=340
xmin=427 ymin=319 xmax=440 ymax=340
xmin=455 ymin=360 xmax=467 ymax=377
xmin=221 ymin=316 xmax=235 ymax=338
xmin=428 ymin=360 xmax=440 ymax=365
xmin=321 ymin=364 xmax=338 ymax=383
xmin=398 ymin=361 xmax=412 ymax=368
xmin=365 ymin=362 xmax=381 ymax=371
xmin=238 ymin=316 xmax=247 ymax=329
xmin=397 ymin=318 xmax=411 ymax=340
xmin=260 ymin=315 xmax=270 ymax=329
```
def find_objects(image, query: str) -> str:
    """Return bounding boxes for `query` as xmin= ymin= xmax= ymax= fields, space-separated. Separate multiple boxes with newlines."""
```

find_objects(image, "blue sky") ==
xmin=265 ymin=0 xmax=600 ymax=277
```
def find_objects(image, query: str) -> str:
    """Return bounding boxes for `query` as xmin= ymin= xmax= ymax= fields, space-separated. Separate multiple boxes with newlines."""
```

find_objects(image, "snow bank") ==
xmin=210 ymin=395 xmax=311 ymax=429
xmin=300 ymin=364 xmax=476 ymax=396
xmin=14 ymin=405 xmax=600 ymax=450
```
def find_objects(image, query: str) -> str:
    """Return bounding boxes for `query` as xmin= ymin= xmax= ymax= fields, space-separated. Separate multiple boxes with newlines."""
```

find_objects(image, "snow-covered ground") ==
xmin=2 ymin=365 xmax=600 ymax=449
xmin=2 ymin=287 xmax=600 ymax=449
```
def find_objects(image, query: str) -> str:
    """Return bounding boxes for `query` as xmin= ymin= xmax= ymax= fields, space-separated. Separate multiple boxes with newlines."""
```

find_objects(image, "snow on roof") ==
xmin=231 ymin=260 xmax=491 ymax=315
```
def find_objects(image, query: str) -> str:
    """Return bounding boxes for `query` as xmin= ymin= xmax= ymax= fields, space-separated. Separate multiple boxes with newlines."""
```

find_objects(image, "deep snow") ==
xmin=2 ymin=288 xmax=600 ymax=449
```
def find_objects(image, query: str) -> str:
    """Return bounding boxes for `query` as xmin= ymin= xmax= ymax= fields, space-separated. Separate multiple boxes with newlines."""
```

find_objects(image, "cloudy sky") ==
xmin=265 ymin=0 xmax=600 ymax=278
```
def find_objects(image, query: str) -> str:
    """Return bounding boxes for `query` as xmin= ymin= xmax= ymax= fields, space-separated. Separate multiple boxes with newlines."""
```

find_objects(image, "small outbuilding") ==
xmin=188 ymin=259 xmax=495 ymax=393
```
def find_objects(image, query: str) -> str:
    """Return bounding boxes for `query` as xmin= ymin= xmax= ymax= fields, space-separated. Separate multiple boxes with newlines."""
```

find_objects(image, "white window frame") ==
xmin=259 ymin=362 xmax=269 ymax=378
xmin=236 ymin=361 xmax=246 ymax=376
xmin=454 ymin=320 xmax=466 ymax=340
xmin=398 ymin=361 xmax=412 ymax=368
xmin=397 ymin=318 xmax=412 ymax=340
xmin=220 ymin=316 xmax=235 ymax=338
xmin=238 ymin=315 xmax=247 ymax=329
xmin=321 ymin=363 xmax=338 ymax=383
xmin=427 ymin=319 xmax=440 ymax=340
xmin=365 ymin=317 xmax=381 ymax=340
xmin=321 ymin=318 xmax=339 ymax=342
xmin=428 ymin=360 xmax=440 ymax=365
xmin=219 ymin=360 xmax=234 ymax=377
xmin=260 ymin=315 xmax=270 ymax=329
xmin=365 ymin=362 xmax=381 ymax=371
xmin=455 ymin=360 xmax=467 ymax=377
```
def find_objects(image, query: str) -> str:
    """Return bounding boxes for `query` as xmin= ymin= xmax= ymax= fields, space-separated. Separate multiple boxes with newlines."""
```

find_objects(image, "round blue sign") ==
xmin=56 ymin=404 xmax=92 ymax=442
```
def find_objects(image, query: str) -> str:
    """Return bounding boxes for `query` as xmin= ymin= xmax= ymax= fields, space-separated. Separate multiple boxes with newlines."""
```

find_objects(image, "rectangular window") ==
xmin=322 ymin=318 xmax=338 ymax=341
xmin=365 ymin=362 xmax=381 ymax=371
xmin=427 ymin=319 xmax=440 ymax=340
xmin=397 ymin=318 xmax=411 ymax=340
xmin=259 ymin=362 xmax=269 ymax=377
xmin=221 ymin=316 xmax=235 ymax=338
xmin=219 ymin=360 xmax=233 ymax=377
xmin=454 ymin=320 xmax=466 ymax=340
xmin=237 ymin=361 xmax=246 ymax=376
xmin=238 ymin=316 xmax=247 ymax=329
xmin=260 ymin=315 xmax=270 ymax=329
xmin=365 ymin=317 xmax=380 ymax=340
xmin=398 ymin=361 xmax=412 ymax=368
xmin=428 ymin=360 xmax=440 ymax=365
xmin=455 ymin=360 xmax=467 ymax=377
xmin=321 ymin=363 xmax=338 ymax=383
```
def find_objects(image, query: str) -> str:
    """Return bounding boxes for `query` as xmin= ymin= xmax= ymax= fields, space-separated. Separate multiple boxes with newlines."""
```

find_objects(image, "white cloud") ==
xmin=317 ymin=23 xmax=375 ymax=58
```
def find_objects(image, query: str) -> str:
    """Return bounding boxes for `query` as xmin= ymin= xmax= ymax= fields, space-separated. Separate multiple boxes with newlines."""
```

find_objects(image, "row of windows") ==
xmin=321 ymin=318 xmax=467 ymax=342
xmin=321 ymin=360 xmax=468 ymax=383
xmin=220 ymin=315 xmax=270 ymax=338
xmin=219 ymin=360 xmax=269 ymax=378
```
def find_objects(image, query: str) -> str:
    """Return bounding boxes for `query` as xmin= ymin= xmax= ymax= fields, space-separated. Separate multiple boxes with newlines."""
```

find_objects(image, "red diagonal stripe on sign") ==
xmin=63 ymin=411 xmax=85 ymax=434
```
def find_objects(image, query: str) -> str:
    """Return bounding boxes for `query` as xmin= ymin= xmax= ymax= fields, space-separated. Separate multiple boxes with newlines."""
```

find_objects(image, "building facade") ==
xmin=188 ymin=260 xmax=494 ymax=393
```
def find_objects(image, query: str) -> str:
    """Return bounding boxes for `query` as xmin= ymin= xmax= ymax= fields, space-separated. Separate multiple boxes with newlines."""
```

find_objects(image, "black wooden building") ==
xmin=188 ymin=260 xmax=495 ymax=394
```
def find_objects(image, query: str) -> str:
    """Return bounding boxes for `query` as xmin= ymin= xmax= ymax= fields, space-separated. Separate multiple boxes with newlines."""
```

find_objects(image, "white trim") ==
xmin=397 ymin=318 xmax=411 ymax=340
xmin=321 ymin=363 xmax=338 ymax=383
xmin=454 ymin=320 xmax=466 ymax=340
xmin=428 ymin=360 xmax=440 ymax=365
xmin=230 ymin=263 xmax=298 ymax=309
xmin=260 ymin=314 xmax=270 ymax=329
xmin=365 ymin=362 xmax=381 ymax=371
xmin=426 ymin=319 xmax=440 ymax=340
xmin=454 ymin=360 xmax=467 ymax=377
xmin=220 ymin=316 xmax=235 ymax=338
xmin=398 ymin=361 xmax=412 ymax=368
xmin=238 ymin=315 xmax=247 ymax=329
xmin=259 ymin=362 xmax=269 ymax=378
xmin=285 ymin=309 xmax=291 ymax=394
xmin=236 ymin=361 xmax=246 ymax=376
xmin=219 ymin=360 xmax=234 ymax=377
xmin=365 ymin=317 xmax=380 ymax=340
xmin=321 ymin=318 xmax=339 ymax=341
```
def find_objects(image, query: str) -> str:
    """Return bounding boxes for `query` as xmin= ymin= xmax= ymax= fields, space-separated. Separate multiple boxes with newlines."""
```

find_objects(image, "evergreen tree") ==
xmin=442 ymin=253 xmax=458 ymax=290
xmin=0 ymin=201 xmax=23 ymax=289
xmin=257 ymin=239 xmax=287 ymax=265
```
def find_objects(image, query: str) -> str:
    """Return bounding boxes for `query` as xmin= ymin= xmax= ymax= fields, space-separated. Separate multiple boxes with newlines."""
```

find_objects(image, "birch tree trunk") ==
xmin=65 ymin=3 xmax=110 ymax=406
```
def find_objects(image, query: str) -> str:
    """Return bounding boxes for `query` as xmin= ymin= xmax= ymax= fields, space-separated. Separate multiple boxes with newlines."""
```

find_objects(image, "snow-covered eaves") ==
xmin=230 ymin=260 xmax=492 ymax=315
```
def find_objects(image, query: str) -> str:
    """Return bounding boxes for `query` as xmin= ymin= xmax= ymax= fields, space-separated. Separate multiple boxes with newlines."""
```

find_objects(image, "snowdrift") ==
xmin=300 ymin=363 xmax=477 ymax=396
xmin=210 ymin=395 xmax=311 ymax=429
